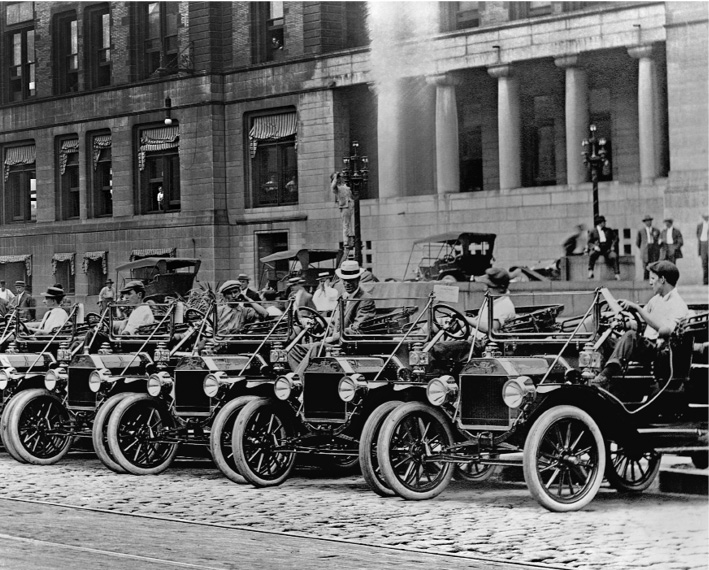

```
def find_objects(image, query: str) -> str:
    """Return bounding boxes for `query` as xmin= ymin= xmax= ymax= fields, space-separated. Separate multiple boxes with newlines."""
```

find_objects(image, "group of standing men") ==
xmin=0 ymin=280 xmax=36 ymax=319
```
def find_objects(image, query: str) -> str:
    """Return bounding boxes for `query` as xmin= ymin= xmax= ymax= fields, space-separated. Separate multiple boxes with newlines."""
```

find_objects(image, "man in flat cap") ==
xmin=587 ymin=215 xmax=620 ymax=280
xmin=216 ymin=280 xmax=269 ymax=335
xmin=659 ymin=218 xmax=683 ymax=264
xmin=113 ymin=281 xmax=155 ymax=335
xmin=10 ymin=280 xmax=35 ymax=320
xmin=237 ymin=274 xmax=261 ymax=302
xmin=636 ymin=214 xmax=660 ymax=280
xmin=592 ymin=261 xmax=689 ymax=391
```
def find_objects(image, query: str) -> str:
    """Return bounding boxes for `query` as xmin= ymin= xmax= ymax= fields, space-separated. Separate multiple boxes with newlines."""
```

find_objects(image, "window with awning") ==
xmin=249 ymin=112 xmax=297 ymax=158
xmin=4 ymin=145 xmax=35 ymax=181
xmin=139 ymin=126 xmax=179 ymax=170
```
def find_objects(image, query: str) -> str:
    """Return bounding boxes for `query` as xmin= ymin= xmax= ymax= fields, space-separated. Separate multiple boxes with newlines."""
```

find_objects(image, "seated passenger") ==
xmin=592 ymin=261 xmax=689 ymax=390
xmin=326 ymin=260 xmax=376 ymax=343
xmin=112 ymin=281 xmax=155 ymax=335
xmin=312 ymin=272 xmax=339 ymax=315
xmin=431 ymin=267 xmax=516 ymax=364
xmin=216 ymin=280 xmax=269 ymax=334
xmin=27 ymin=286 xmax=69 ymax=335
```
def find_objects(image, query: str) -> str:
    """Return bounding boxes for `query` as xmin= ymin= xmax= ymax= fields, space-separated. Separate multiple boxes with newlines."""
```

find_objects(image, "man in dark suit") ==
xmin=587 ymin=215 xmax=620 ymax=280
xmin=698 ymin=213 xmax=708 ymax=285
xmin=10 ymin=280 xmax=36 ymax=320
xmin=659 ymin=218 xmax=684 ymax=264
xmin=326 ymin=260 xmax=376 ymax=343
xmin=636 ymin=214 xmax=661 ymax=280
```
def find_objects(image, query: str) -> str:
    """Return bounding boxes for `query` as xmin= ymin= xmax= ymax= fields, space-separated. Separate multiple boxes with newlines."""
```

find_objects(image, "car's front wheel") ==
xmin=359 ymin=400 xmax=402 ymax=497
xmin=1 ymin=394 xmax=27 ymax=463
xmin=5 ymin=388 xmax=72 ymax=465
xmin=232 ymin=398 xmax=295 ymax=487
xmin=377 ymin=401 xmax=455 ymax=500
xmin=605 ymin=441 xmax=661 ymax=493
xmin=523 ymin=405 xmax=606 ymax=512
xmin=107 ymin=393 xmax=178 ymax=475
xmin=209 ymin=395 xmax=263 ymax=484
xmin=92 ymin=393 xmax=134 ymax=473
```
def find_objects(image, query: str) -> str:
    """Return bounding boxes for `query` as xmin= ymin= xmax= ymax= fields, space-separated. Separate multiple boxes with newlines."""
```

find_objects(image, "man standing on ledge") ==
xmin=697 ymin=213 xmax=708 ymax=285
xmin=660 ymin=218 xmax=683 ymax=264
xmin=636 ymin=214 xmax=660 ymax=280
xmin=587 ymin=215 xmax=620 ymax=281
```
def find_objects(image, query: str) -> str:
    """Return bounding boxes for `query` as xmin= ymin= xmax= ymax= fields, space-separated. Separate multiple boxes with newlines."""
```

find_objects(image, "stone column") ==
xmin=376 ymin=82 xmax=402 ymax=199
xmin=628 ymin=44 xmax=660 ymax=182
xmin=487 ymin=64 xmax=521 ymax=190
xmin=426 ymin=74 xmax=462 ymax=195
xmin=555 ymin=55 xmax=588 ymax=186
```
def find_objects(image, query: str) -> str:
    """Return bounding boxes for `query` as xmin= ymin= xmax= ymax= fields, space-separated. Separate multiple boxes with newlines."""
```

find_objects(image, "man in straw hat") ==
xmin=27 ymin=285 xmax=69 ymax=335
xmin=636 ymin=214 xmax=660 ymax=280
xmin=237 ymin=273 xmax=261 ymax=302
xmin=10 ymin=280 xmax=35 ymax=320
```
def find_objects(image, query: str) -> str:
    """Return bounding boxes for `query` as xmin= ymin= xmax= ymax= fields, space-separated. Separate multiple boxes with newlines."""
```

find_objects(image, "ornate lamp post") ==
xmin=582 ymin=124 xmax=611 ymax=220
xmin=341 ymin=141 xmax=369 ymax=265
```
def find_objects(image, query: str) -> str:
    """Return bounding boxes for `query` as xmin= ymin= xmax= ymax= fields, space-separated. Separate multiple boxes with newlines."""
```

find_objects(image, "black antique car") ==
xmin=115 ymin=257 xmax=201 ymax=302
xmin=259 ymin=247 xmax=341 ymax=290
xmin=227 ymin=293 xmax=473 ymax=490
xmin=0 ymin=305 xmax=85 ymax=463
xmin=104 ymin=298 xmax=324 ymax=477
xmin=2 ymin=299 xmax=200 ymax=469
xmin=404 ymin=231 xmax=496 ymax=282
xmin=375 ymin=289 xmax=708 ymax=511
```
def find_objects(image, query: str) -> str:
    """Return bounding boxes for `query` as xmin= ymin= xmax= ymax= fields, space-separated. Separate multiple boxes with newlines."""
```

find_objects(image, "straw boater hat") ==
xmin=237 ymin=274 xmax=250 ymax=282
xmin=15 ymin=280 xmax=25 ymax=287
xmin=642 ymin=214 xmax=653 ymax=222
xmin=218 ymin=280 xmax=242 ymax=295
xmin=336 ymin=260 xmax=365 ymax=280
xmin=120 ymin=280 xmax=145 ymax=294
xmin=317 ymin=271 xmax=330 ymax=281
xmin=288 ymin=276 xmax=304 ymax=285
xmin=42 ymin=285 xmax=65 ymax=301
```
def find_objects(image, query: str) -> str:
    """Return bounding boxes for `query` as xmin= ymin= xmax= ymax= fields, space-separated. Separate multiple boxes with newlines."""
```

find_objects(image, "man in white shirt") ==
xmin=0 ymin=280 xmax=15 ymax=304
xmin=592 ymin=260 xmax=689 ymax=389
xmin=113 ymin=281 xmax=155 ymax=335
xmin=28 ymin=286 xmax=69 ymax=335
xmin=431 ymin=267 xmax=516 ymax=365
xmin=312 ymin=272 xmax=339 ymax=315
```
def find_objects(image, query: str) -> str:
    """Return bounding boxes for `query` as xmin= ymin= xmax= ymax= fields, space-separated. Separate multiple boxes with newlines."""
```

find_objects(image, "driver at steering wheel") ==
xmin=591 ymin=260 xmax=689 ymax=390
xmin=431 ymin=267 xmax=516 ymax=365
xmin=216 ymin=280 xmax=269 ymax=334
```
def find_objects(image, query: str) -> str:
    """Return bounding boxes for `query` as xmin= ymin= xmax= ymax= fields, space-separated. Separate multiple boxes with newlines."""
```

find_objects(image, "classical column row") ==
xmin=377 ymin=44 xmax=662 ymax=196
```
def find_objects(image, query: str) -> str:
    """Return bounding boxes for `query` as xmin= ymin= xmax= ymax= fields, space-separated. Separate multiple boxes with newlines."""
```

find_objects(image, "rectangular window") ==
xmin=509 ymin=1 xmax=552 ymax=20
xmin=135 ymin=2 xmax=179 ymax=79
xmin=7 ymin=25 xmax=35 ymax=102
xmin=252 ymin=2 xmax=285 ymax=63
xmin=248 ymin=112 xmax=297 ymax=208
xmin=454 ymin=2 xmax=480 ymax=30
xmin=4 ymin=145 xmax=36 ymax=223
xmin=86 ymin=258 xmax=105 ymax=296
xmin=53 ymin=12 xmax=78 ymax=94
xmin=90 ymin=133 xmax=113 ymax=217
xmin=57 ymin=138 xmax=80 ymax=220
xmin=0 ymin=262 xmax=30 ymax=291
xmin=137 ymin=125 xmax=180 ymax=214
xmin=85 ymin=4 xmax=111 ymax=89
xmin=54 ymin=260 xmax=75 ymax=295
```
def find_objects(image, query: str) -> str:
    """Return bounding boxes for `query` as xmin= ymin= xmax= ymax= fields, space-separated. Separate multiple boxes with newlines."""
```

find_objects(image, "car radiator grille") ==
xmin=67 ymin=367 xmax=97 ymax=409
xmin=459 ymin=374 xmax=513 ymax=429
xmin=174 ymin=370 xmax=210 ymax=415
xmin=303 ymin=372 xmax=346 ymax=422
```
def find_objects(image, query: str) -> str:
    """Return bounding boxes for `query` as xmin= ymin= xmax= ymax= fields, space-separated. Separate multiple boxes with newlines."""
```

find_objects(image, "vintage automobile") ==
xmin=104 ymin=297 xmax=321 ymax=477
xmin=115 ymin=257 xmax=202 ymax=302
xmin=0 ymin=305 xmax=86 ymax=462
xmin=375 ymin=289 xmax=709 ymax=511
xmin=227 ymin=293 xmax=473 ymax=490
xmin=403 ymin=231 xmax=496 ymax=282
xmin=259 ymin=247 xmax=341 ymax=290
xmin=2 ymin=299 xmax=200 ymax=468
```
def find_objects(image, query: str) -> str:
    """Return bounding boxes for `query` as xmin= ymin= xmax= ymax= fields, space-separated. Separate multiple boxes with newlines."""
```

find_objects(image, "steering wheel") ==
xmin=432 ymin=304 xmax=471 ymax=340
xmin=615 ymin=305 xmax=646 ymax=336
xmin=295 ymin=306 xmax=328 ymax=340
xmin=16 ymin=319 xmax=32 ymax=336
xmin=184 ymin=308 xmax=205 ymax=324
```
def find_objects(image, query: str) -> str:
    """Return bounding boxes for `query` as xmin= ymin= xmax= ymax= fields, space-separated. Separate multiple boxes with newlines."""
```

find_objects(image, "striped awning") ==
xmin=130 ymin=248 xmax=176 ymax=261
xmin=0 ymin=254 xmax=32 ymax=276
xmin=4 ymin=145 xmax=36 ymax=181
xmin=139 ymin=126 xmax=179 ymax=170
xmin=249 ymin=113 xmax=297 ymax=158
xmin=92 ymin=135 xmax=112 ymax=170
xmin=59 ymin=139 xmax=79 ymax=175
xmin=83 ymin=251 xmax=108 ymax=274
xmin=52 ymin=252 xmax=76 ymax=276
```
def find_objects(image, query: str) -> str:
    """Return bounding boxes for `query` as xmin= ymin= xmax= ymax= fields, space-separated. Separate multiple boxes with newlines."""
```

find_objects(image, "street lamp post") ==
xmin=341 ymin=141 xmax=369 ymax=266
xmin=581 ymin=124 xmax=611 ymax=221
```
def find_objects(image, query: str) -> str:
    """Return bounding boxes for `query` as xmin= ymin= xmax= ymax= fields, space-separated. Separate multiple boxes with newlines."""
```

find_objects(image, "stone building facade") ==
xmin=0 ymin=1 xmax=706 ymax=306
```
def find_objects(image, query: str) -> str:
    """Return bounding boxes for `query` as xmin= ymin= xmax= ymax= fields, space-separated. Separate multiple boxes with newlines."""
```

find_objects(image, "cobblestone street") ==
xmin=0 ymin=452 xmax=706 ymax=570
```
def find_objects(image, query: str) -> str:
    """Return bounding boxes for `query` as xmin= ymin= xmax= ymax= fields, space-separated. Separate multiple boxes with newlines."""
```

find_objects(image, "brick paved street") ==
xmin=0 ymin=452 xmax=706 ymax=570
